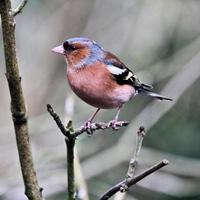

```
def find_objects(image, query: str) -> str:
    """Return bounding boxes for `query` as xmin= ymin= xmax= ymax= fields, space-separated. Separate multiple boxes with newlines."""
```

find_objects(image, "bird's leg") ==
xmin=109 ymin=106 xmax=122 ymax=130
xmin=84 ymin=108 xmax=100 ymax=133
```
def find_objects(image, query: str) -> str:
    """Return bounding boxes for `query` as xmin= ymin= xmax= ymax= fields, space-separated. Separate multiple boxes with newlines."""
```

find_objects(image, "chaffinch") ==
xmin=52 ymin=37 xmax=172 ymax=129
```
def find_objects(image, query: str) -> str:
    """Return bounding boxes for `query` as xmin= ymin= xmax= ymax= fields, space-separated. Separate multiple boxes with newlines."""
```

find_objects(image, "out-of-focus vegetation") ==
xmin=1 ymin=0 xmax=200 ymax=199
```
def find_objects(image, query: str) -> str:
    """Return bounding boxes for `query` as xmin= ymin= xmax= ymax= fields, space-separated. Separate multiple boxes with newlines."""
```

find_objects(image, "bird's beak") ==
xmin=51 ymin=45 xmax=65 ymax=55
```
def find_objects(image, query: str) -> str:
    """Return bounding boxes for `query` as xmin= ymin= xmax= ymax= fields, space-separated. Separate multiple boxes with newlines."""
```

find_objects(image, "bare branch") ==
xmin=65 ymin=138 xmax=76 ymax=200
xmin=47 ymin=103 xmax=76 ymax=199
xmin=47 ymin=104 xmax=71 ymax=139
xmin=47 ymin=103 xmax=128 ymax=199
xmin=13 ymin=0 xmax=28 ymax=17
xmin=99 ymin=160 xmax=169 ymax=200
xmin=126 ymin=126 xmax=145 ymax=179
xmin=105 ymin=126 xmax=167 ymax=200
xmin=47 ymin=104 xmax=128 ymax=139
xmin=0 ymin=0 xmax=43 ymax=199
xmin=116 ymin=126 xmax=146 ymax=196
xmin=64 ymin=95 xmax=90 ymax=200
xmin=73 ymin=121 xmax=129 ymax=137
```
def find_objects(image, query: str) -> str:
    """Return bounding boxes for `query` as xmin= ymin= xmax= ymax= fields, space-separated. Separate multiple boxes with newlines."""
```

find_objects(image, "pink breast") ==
xmin=67 ymin=63 xmax=135 ymax=109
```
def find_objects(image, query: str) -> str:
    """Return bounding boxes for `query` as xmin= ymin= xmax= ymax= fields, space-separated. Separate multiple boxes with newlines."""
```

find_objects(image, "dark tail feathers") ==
xmin=138 ymin=84 xmax=172 ymax=101
xmin=140 ymin=90 xmax=172 ymax=101
xmin=139 ymin=89 xmax=172 ymax=101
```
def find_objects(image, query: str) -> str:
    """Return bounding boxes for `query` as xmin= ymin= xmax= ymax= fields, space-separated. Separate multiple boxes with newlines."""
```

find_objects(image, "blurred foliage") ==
xmin=1 ymin=0 xmax=200 ymax=200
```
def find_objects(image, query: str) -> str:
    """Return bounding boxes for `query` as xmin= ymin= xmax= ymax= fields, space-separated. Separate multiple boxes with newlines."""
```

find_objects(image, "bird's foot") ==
xmin=83 ymin=121 xmax=93 ymax=135
xmin=108 ymin=120 xmax=120 ymax=130
xmin=108 ymin=120 xmax=129 ymax=130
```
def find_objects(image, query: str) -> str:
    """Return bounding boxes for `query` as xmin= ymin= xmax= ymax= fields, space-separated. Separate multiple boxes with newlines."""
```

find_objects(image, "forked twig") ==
xmin=47 ymin=104 xmax=128 ymax=139
xmin=99 ymin=160 xmax=169 ymax=200
xmin=47 ymin=104 xmax=169 ymax=200
xmin=47 ymin=103 xmax=128 ymax=200
xmin=103 ymin=126 xmax=169 ymax=200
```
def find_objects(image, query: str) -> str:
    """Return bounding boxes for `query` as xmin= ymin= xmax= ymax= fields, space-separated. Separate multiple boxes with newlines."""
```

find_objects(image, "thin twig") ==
xmin=47 ymin=104 xmax=71 ymax=139
xmin=74 ymin=121 xmax=129 ymax=137
xmin=47 ymin=104 xmax=128 ymax=139
xmin=13 ymin=0 xmax=28 ymax=17
xmin=126 ymin=126 xmax=145 ymax=179
xmin=114 ymin=126 xmax=145 ymax=200
xmin=0 ymin=1 xmax=43 ymax=200
xmin=99 ymin=160 xmax=169 ymax=200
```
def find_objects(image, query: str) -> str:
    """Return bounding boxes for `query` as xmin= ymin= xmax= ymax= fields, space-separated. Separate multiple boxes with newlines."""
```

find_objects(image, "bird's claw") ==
xmin=83 ymin=121 xmax=93 ymax=135
xmin=108 ymin=120 xmax=120 ymax=130
xmin=108 ymin=120 xmax=128 ymax=130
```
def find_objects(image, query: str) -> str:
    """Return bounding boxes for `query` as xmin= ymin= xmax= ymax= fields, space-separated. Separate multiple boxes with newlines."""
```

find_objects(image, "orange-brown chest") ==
xmin=66 ymin=62 xmax=135 ymax=108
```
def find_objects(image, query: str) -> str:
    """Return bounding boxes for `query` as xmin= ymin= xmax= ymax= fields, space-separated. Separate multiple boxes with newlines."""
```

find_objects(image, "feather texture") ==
xmin=104 ymin=52 xmax=146 ymax=90
xmin=103 ymin=52 xmax=172 ymax=101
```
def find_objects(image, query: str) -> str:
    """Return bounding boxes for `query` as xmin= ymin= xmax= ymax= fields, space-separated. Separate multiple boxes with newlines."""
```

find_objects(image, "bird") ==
xmin=52 ymin=37 xmax=172 ymax=130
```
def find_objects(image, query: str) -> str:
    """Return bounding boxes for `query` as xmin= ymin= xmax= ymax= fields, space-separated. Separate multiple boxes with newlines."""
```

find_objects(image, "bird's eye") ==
xmin=63 ymin=41 xmax=76 ymax=52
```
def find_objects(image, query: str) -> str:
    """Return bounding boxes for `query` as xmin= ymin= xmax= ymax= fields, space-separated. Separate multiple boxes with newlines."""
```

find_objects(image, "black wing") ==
xmin=104 ymin=52 xmax=153 ymax=91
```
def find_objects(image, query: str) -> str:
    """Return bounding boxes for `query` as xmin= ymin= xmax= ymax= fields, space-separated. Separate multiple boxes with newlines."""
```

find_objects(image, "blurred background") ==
xmin=1 ymin=0 xmax=200 ymax=199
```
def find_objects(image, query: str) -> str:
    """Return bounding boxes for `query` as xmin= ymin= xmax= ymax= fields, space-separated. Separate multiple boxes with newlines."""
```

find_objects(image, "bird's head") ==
xmin=52 ymin=37 xmax=105 ymax=68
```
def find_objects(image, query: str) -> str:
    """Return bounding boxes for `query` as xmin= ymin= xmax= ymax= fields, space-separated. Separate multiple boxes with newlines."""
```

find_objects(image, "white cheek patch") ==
xmin=107 ymin=65 xmax=126 ymax=75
